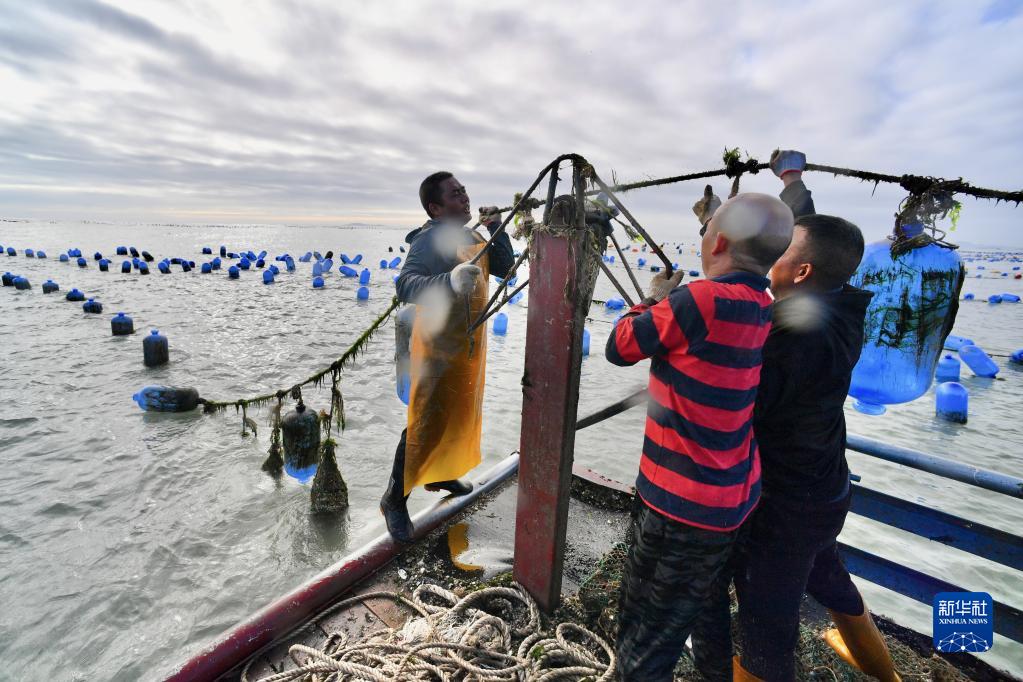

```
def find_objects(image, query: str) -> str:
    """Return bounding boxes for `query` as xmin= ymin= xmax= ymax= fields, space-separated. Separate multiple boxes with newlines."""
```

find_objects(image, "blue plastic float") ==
xmin=312 ymin=276 xmax=324 ymax=289
xmin=356 ymin=286 xmax=369 ymax=300
xmin=66 ymin=288 xmax=85 ymax=301
xmin=143 ymin=330 xmax=169 ymax=367
xmin=133 ymin=386 xmax=199 ymax=412
xmin=111 ymin=313 xmax=134 ymax=336
xmin=935 ymin=382 xmax=968 ymax=423
xmin=42 ymin=279 xmax=58 ymax=294
xmin=83 ymin=298 xmax=103 ymax=314
xmin=493 ymin=312 xmax=508 ymax=335
xmin=934 ymin=354 xmax=960 ymax=383
xmin=959 ymin=344 xmax=998 ymax=377
xmin=604 ymin=298 xmax=625 ymax=310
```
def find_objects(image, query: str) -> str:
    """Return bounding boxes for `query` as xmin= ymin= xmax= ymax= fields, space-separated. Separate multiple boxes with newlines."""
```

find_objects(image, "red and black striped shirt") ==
xmin=606 ymin=272 xmax=773 ymax=531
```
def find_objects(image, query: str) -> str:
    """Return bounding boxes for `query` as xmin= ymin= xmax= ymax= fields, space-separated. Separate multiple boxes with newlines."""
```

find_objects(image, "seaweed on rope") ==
xmin=198 ymin=296 xmax=400 ymax=442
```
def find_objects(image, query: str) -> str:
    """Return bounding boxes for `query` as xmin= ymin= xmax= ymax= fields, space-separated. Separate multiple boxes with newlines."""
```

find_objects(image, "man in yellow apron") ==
xmin=381 ymin=171 xmax=514 ymax=542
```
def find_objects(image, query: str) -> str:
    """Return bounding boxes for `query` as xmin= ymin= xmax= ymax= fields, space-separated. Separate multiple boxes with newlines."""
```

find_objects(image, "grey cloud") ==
xmin=1 ymin=1 xmax=1021 ymax=243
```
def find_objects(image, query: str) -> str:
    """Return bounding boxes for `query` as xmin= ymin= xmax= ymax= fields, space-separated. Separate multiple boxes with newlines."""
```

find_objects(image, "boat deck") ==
xmin=218 ymin=467 xmax=1014 ymax=681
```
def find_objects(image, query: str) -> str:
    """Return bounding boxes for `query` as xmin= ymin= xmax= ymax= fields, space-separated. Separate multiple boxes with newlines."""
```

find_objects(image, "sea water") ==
xmin=0 ymin=220 xmax=1021 ymax=678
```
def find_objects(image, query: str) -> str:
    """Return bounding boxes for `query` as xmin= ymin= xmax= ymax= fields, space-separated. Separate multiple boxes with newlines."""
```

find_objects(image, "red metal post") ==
xmin=513 ymin=195 xmax=592 ymax=612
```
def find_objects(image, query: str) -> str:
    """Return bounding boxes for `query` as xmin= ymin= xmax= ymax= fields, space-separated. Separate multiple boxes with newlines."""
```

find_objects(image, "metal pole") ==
xmin=846 ymin=434 xmax=1023 ymax=499
xmin=513 ymin=168 xmax=594 ymax=612
xmin=166 ymin=454 xmax=520 ymax=682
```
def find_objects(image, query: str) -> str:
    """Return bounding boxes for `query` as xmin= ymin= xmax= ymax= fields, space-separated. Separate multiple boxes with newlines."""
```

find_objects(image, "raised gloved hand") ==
xmin=647 ymin=269 xmax=685 ymax=302
xmin=450 ymin=261 xmax=482 ymax=296
xmin=770 ymin=149 xmax=806 ymax=178
xmin=478 ymin=206 xmax=502 ymax=231
xmin=692 ymin=185 xmax=722 ymax=226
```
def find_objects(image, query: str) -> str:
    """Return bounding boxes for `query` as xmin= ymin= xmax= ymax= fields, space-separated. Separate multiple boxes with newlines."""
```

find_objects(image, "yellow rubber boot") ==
xmin=732 ymin=656 xmax=764 ymax=682
xmin=824 ymin=604 xmax=901 ymax=682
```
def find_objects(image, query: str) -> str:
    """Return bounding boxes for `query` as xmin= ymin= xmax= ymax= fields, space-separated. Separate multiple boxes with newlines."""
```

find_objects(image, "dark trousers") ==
xmin=616 ymin=501 xmax=742 ymax=682
xmin=384 ymin=429 xmax=408 ymax=503
xmin=734 ymin=491 xmax=862 ymax=681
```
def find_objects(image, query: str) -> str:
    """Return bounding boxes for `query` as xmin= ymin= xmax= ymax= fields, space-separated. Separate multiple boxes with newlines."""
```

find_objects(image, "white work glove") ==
xmin=692 ymin=185 xmax=722 ymax=227
xmin=450 ymin=262 xmax=482 ymax=296
xmin=647 ymin=269 xmax=685 ymax=302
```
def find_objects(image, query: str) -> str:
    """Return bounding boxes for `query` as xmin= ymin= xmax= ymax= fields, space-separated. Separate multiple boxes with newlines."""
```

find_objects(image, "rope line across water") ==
xmin=243 ymin=583 xmax=616 ymax=682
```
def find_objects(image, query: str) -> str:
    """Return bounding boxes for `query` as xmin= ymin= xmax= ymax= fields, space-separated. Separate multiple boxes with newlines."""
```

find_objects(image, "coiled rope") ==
xmin=243 ymin=583 xmax=615 ymax=682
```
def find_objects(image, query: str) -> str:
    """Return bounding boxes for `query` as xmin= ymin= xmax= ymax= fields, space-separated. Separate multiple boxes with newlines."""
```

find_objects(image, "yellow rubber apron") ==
xmin=404 ymin=236 xmax=489 ymax=494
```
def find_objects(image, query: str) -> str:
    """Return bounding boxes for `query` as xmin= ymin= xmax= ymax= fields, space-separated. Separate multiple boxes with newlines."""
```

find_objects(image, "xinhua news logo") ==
xmin=933 ymin=592 xmax=993 ymax=653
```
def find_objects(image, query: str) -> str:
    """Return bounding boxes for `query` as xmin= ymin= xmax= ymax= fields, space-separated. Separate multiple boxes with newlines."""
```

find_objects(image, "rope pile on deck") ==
xmin=243 ymin=583 xmax=615 ymax=682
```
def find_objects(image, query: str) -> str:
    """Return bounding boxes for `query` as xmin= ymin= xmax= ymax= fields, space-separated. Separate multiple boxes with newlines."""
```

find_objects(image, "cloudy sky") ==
xmin=2 ymin=0 xmax=1022 ymax=245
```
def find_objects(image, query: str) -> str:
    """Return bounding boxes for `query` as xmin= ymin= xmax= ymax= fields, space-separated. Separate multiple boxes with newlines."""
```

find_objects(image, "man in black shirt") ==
xmin=729 ymin=151 xmax=899 ymax=681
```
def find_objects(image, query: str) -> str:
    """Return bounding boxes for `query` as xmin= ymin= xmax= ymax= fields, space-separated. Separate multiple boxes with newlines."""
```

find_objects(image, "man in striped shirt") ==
xmin=607 ymin=193 xmax=794 ymax=681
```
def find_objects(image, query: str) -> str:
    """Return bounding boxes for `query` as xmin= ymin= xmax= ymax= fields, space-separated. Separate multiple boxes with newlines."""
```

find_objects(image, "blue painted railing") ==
xmin=843 ymin=433 xmax=1023 ymax=644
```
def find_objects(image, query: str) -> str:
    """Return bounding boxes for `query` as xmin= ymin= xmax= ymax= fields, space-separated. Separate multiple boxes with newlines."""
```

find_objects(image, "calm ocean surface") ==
xmin=1 ymin=220 xmax=1020 ymax=679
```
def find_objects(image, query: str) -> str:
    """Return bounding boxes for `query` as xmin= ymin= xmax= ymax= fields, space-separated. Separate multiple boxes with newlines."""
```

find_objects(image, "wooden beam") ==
xmin=513 ymin=203 xmax=593 ymax=612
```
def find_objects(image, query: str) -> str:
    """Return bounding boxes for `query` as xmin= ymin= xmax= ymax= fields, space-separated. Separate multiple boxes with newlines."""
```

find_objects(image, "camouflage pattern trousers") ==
xmin=616 ymin=500 xmax=744 ymax=682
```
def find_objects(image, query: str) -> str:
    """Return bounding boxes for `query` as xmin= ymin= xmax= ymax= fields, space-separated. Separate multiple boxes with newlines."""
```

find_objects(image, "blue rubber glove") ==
xmin=770 ymin=149 xmax=806 ymax=178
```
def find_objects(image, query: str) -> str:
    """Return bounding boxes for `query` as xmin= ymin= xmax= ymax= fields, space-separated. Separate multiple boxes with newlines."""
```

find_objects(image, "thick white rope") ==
xmin=245 ymin=582 xmax=615 ymax=681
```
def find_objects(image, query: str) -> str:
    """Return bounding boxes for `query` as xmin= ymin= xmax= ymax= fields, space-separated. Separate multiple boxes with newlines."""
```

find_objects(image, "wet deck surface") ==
xmin=227 ymin=474 xmax=632 ymax=681
xmin=222 ymin=470 xmax=1016 ymax=682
